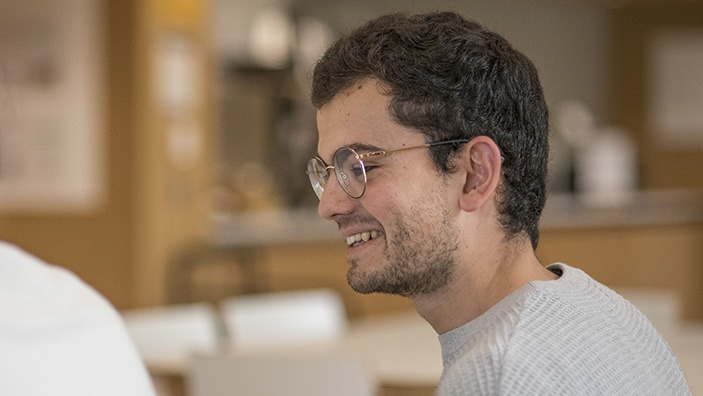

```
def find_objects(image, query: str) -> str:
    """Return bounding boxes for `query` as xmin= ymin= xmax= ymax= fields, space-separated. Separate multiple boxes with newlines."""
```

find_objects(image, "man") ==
xmin=0 ymin=241 xmax=156 ymax=395
xmin=306 ymin=11 xmax=690 ymax=395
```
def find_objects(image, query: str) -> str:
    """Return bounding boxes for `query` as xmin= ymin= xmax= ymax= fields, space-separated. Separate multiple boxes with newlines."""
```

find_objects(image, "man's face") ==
xmin=315 ymin=80 xmax=460 ymax=297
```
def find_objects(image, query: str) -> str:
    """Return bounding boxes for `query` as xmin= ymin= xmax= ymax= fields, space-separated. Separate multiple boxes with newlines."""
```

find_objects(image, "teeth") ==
xmin=346 ymin=230 xmax=381 ymax=246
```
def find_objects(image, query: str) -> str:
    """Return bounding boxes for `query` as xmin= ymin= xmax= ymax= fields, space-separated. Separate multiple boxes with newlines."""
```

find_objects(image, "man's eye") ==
xmin=351 ymin=165 xmax=366 ymax=178
xmin=349 ymin=163 xmax=378 ymax=179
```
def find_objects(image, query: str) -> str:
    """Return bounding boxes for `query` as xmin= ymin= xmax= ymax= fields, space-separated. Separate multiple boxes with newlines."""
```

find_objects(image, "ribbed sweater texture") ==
xmin=437 ymin=263 xmax=691 ymax=395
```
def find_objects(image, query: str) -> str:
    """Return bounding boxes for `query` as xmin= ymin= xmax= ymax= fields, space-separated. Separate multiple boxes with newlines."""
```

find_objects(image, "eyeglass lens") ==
xmin=307 ymin=157 xmax=328 ymax=199
xmin=307 ymin=147 xmax=368 ymax=199
xmin=333 ymin=147 xmax=366 ymax=198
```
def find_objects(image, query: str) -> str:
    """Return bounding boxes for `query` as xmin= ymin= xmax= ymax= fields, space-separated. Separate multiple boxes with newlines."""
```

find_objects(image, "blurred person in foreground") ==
xmin=0 ymin=240 xmax=156 ymax=395
xmin=0 ymin=61 xmax=154 ymax=395
xmin=306 ymin=11 xmax=690 ymax=395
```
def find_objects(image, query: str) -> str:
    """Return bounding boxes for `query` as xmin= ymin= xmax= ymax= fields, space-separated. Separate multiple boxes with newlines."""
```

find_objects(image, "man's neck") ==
xmin=412 ymin=239 xmax=556 ymax=335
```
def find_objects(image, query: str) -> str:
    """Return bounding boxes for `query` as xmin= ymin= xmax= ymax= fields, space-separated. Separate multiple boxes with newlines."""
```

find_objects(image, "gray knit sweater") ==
xmin=437 ymin=263 xmax=690 ymax=395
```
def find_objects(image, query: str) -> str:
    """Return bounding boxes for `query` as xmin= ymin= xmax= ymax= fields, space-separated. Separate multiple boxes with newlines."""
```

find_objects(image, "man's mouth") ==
xmin=345 ymin=230 xmax=383 ymax=247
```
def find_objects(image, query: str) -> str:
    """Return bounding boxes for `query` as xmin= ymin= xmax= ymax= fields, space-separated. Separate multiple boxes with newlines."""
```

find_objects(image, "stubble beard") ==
xmin=346 ymin=205 xmax=459 ymax=298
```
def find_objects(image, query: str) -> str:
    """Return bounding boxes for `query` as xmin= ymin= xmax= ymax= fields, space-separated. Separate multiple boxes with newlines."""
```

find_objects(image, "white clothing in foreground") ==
xmin=438 ymin=263 xmax=690 ymax=396
xmin=0 ymin=242 xmax=156 ymax=396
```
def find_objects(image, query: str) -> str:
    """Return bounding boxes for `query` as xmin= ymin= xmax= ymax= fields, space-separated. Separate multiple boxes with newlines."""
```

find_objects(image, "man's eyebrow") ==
xmin=347 ymin=142 xmax=384 ymax=153
xmin=321 ymin=143 xmax=385 ymax=163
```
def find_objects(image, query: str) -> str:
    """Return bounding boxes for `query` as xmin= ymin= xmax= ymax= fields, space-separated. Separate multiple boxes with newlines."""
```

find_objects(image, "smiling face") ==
xmin=316 ymin=79 xmax=461 ymax=297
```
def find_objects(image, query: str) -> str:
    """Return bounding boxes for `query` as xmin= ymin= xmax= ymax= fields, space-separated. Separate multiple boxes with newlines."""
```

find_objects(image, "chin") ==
xmin=346 ymin=263 xmax=384 ymax=295
xmin=346 ymin=267 xmax=408 ymax=296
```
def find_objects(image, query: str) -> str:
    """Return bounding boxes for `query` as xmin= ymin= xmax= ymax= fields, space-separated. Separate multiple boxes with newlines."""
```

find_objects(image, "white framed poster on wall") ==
xmin=647 ymin=28 xmax=703 ymax=148
xmin=0 ymin=0 xmax=105 ymax=213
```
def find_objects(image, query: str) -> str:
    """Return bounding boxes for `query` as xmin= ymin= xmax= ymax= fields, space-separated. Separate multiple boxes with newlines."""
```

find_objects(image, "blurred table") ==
xmin=148 ymin=311 xmax=442 ymax=396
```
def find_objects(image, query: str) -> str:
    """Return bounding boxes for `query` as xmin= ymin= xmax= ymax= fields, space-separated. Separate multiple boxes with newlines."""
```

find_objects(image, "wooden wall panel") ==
xmin=609 ymin=3 xmax=703 ymax=189
xmin=538 ymin=224 xmax=703 ymax=320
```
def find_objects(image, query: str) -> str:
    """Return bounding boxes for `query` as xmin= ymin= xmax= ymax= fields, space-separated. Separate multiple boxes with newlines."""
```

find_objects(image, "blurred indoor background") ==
xmin=1 ymin=0 xmax=702 ymax=394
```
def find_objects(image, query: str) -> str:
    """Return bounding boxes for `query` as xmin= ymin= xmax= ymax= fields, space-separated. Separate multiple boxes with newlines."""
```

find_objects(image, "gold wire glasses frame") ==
xmin=306 ymin=139 xmax=469 ymax=199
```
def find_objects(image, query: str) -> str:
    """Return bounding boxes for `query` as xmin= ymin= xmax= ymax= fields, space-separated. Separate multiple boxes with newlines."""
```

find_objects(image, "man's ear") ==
xmin=457 ymin=136 xmax=502 ymax=212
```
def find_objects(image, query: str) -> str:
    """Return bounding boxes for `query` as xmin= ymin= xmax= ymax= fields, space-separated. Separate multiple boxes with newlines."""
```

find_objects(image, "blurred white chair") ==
xmin=220 ymin=288 xmax=348 ymax=350
xmin=187 ymin=354 xmax=375 ymax=396
xmin=121 ymin=303 xmax=220 ymax=366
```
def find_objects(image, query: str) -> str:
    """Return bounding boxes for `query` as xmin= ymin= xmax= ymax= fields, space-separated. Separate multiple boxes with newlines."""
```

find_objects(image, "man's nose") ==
xmin=317 ymin=175 xmax=355 ymax=220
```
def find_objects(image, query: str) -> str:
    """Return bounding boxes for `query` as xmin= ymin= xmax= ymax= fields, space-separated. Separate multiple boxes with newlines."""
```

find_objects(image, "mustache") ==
xmin=333 ymin=213 xmax=382 ymax=230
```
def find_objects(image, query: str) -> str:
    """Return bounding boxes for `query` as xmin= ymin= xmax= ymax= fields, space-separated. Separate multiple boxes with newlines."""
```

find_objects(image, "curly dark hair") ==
xmin=311 ymin=11 xmax=549 ymax=248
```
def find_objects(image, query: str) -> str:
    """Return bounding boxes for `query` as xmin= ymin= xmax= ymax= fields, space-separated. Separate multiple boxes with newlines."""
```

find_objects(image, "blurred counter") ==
xmin=208 ymin=189 xmax=703 ymax=247
xmin=541 ymin=189 xmax=703 ymax=230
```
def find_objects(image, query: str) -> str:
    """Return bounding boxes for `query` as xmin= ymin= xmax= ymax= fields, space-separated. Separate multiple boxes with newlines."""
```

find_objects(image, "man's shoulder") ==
xmin=440 ymin=265 xmax=690 ymax=395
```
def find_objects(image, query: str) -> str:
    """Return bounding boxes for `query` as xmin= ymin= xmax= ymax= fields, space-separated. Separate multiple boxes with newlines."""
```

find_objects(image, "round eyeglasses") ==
xmin=306 ymin=139 xmax=469 ymax=199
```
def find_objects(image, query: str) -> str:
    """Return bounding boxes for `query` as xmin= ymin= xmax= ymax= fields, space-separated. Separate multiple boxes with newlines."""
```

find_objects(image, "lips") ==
xmin=345 ymin=230 xmax=383 ymax=246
